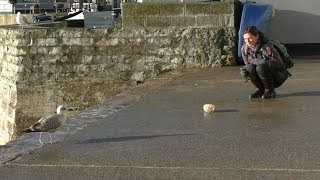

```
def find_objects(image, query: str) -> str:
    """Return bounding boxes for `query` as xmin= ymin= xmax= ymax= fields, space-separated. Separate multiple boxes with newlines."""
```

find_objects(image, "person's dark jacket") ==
xmin=241 ymin=43 xmax=289 ymax=87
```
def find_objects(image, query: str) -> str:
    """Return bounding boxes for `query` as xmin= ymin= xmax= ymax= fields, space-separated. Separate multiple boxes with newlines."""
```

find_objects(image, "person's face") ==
xmin=243 ymin=32 xmax=259 ymax=47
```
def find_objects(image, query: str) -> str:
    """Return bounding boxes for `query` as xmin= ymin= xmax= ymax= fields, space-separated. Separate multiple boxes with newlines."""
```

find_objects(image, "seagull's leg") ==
xmin=39 ymin=132 xmax=43 ymax=144
xmin=49 ymin=133 xmax=53 ymax=144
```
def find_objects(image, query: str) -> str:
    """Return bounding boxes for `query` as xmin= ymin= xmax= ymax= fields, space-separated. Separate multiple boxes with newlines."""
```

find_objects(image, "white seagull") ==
xmin=24 ymin=105 xmax=72 ymax=144
xmin=16 ymin=11 xmax=29 ymax=28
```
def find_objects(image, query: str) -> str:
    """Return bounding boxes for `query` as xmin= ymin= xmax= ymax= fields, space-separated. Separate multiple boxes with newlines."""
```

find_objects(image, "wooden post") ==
xmin=79 ymin=0 xmax=83 ymax=10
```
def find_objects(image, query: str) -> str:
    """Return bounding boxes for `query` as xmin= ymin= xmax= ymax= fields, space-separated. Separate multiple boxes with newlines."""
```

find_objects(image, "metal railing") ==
xmin=1 ymin=2 xmax=120 ymax=14
xmin=18 ymin=2 xmax=69 ymax=13
xmin=10 ymin=2 xmax=70 ymax=14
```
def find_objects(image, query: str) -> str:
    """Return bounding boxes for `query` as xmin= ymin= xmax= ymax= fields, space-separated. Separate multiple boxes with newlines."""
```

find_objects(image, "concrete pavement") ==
xmin=1 ymin=58 xmax=320 ymax=179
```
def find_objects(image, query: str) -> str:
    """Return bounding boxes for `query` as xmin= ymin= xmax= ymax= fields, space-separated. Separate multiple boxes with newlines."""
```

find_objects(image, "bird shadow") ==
xmin=77 ymin=133 xmax=197 ymax=144
xmin=214 ymin=109 xmax=238 ymax=113
xmin=278 ymin=91 xmax=320 ymax=98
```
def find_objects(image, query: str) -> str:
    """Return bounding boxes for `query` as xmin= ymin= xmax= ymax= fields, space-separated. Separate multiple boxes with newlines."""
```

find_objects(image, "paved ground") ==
xmin=1 ymin=58 xmax=320 ymax=179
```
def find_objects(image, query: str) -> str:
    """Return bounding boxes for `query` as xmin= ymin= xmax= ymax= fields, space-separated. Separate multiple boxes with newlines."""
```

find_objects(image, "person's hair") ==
xmin=244 ymin=26 xmax=268 ymax=44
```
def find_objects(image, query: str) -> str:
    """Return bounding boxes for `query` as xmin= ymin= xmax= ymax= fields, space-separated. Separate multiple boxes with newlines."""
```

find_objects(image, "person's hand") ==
xmin=253 ymin=58 xmax=266 ymax=65
xmin=240 ymin=67 xmax=249 ymax=78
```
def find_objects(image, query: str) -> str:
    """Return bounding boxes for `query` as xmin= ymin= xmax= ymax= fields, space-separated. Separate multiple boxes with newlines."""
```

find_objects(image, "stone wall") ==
xmin=121 ymin=1 xmax=240 ymax=67
xmin=0 ymin=14 xmax=33 ymax=26
xmin=122 ymin=1 xmax=238 ymax=29
xmin=0 ymin=1 xmax=241 ymax=145
xmin=0 ymin=28 xmax=135 ymax=144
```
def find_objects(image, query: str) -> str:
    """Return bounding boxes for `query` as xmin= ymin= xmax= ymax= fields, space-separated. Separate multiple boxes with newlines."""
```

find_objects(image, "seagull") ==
xmin=16 ymin=11 xmax=29 ymax=29
xmin=24 ymin=105 xmax=72 ymax=144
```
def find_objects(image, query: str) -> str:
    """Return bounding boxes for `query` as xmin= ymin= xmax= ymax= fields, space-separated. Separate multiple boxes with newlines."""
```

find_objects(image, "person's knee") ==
xmin=256 ymin=62 xmax=270 ymax=74
xmin=245 ymin=64 xmax=256 ymax=74
xmin=245 ymin=64 xmax=259 ymax=79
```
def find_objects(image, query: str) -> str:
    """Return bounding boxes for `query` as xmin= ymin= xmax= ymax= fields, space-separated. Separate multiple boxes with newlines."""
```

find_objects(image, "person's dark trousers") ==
xmin=249 ymin=79 xmax=264 ymax=98
xmin=245 ymin=63 xmax=276 ymax=99
xmin=261 ymin=79 xmax=276 ymax=99
xmin=245 ymin=64 xmax=264 ymax=98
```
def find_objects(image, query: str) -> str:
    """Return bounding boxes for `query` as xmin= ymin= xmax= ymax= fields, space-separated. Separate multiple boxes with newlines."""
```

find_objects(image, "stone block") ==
xmin=35 ymin=38 xmax=59 ymax=46
xmin=185 ymin=3 xmax=211 ymax=15
xmin=142 ymin=3 xmax=161 ymax=16
xmin=48 ymin=47 xmax=63 ymax=55
xmin=222 ymin=15 xmax=235 ymax=27
xmin=146 ymin=37 xmax=172 ymax=47
xmin=159 ymin=3 xmax=184 ymax=16
xmin=30 ymin=30 xmax=47 ymax=38
xmin=209 ymin=2 xmax=233 ymax=15
xmin=62 ymin=38 xmax=83 ymax=46
xmin=170 ymin=16 xmax=186 ymax=27
xmin=16 ymin=46 xmax=29 ymax=55
xmin=196 ymin=15 xmax=222 ymax=28
xmin=122 ymin=17 xmax=145 ymax=28
xmin=122 ymin=3 xmax=145 ymax=17
xmin=185 ymin=16 xmax=196 ymax=27
xmin=146 ymin=16 xmax=171 ymax=28
xmin=59 ymin=29 xmax=84 ymax=38
xmin=36 ymin=47 xmax=49 ymax=54
xmin=105 ymin=38 xmax=120 ymax=46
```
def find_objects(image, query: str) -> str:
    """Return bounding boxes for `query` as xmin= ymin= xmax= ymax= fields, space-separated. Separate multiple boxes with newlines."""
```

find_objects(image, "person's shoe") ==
xmin=249 ymin=79 xmax=264 ymax=99
xmin=262 ymin=90 xmax=276 ymax=99
xmin=249 ymin=89 xmax=265 ymax=99
xmin=261 ymin=79 xmax=276 ymax=99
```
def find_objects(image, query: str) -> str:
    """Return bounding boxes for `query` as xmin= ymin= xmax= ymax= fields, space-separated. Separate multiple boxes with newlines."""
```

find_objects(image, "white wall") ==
xmin=0 ymin=0 xmax=12 ymax=13
xmin=240 ymin=0 xmax=320 ymax=44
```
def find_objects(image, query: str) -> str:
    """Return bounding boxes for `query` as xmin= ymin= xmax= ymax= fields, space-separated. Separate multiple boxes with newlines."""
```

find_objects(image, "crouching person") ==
xmin=240 ymin=26 xmax=289 ymax=99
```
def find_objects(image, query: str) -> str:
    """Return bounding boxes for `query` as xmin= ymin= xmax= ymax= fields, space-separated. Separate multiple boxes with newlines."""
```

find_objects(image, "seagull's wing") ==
xmin=32 ymin=114 xmax=63 ymax=132
xmin=21 ymin=15 xmax=29 ymax=25
xmin=17 ymin=14 xmax=29 ymax=26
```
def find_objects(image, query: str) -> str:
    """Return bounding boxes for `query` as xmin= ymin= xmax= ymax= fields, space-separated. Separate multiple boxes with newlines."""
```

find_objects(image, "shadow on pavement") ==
xmin=278 ymin=91 xmax=320 ymax=98
xmin=77 ymin=134 xmax=198 ymax=144
xmin=214 ymin=109 xmax=238 ymax=113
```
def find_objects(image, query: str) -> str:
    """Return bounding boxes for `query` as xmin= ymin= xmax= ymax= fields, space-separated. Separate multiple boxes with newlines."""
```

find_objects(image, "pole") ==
xmin=79 ymin=0 xmax=83 ymax=10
